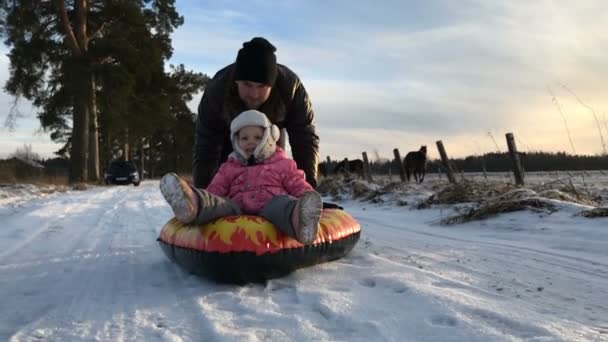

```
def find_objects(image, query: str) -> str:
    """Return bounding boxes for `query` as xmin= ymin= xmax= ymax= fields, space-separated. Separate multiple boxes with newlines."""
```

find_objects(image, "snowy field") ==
xmin=0 ymin=174 xmax=607 ymax=341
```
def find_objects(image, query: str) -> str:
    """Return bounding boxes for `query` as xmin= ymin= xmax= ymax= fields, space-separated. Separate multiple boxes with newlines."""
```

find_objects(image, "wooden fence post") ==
xmin=506 ymin=133 xmax=525 ymax=185
xmin=436 ymin=140 xmax=456 ymax=184
xmin=393 ymin=148 xmax=406 ymax=182
xmin=362 ymin=152 xmax=373 ymax=182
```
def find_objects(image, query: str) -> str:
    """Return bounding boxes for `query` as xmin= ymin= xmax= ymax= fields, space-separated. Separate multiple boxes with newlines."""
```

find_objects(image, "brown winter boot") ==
xmin=290 ymin=191 xmax=323 ymax=244
xmin=160 ymin=173 xmax=200 ymax=223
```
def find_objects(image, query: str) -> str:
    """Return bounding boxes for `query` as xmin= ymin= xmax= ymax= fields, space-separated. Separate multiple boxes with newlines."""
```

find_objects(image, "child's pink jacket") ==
xmin=206 ymin=147 xmax=313 ymax=214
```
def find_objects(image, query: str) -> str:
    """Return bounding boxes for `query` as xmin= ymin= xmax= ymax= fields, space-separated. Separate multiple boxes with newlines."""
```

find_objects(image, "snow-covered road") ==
xmin=1 ymin=180 xmax=607 ymax=341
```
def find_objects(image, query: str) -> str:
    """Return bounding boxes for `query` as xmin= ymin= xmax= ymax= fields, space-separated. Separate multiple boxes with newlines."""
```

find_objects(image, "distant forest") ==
xmin=325 ymin=151 xmax=608 ymax=175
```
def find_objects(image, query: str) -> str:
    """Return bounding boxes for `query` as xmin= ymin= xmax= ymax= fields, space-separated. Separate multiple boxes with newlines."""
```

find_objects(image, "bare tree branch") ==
xmin=56 ymin=0 xmax=81 ymax=55
xmin=74 ymin=0 xmax=88 ymax=48
xmin=561 ymin=84 xmax=607 ymax=155
xmin=547 ymin=85 xmax=576 ymax=155
xmin=88 ymin=21 xmax=106 ymax=41
xmin=3 ymin=96 xmax=25 ymax=131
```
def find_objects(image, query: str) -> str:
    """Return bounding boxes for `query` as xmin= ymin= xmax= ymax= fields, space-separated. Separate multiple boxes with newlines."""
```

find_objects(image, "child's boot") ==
xmin=290 ymin=191 xmax=323 ymax=244
xmin=160 ymin=173 xmax=200 ymax=223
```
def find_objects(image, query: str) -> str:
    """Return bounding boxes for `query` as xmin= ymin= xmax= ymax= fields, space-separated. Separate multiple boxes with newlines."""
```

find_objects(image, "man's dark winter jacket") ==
xmin=193 ymin=63 xmax=319 ymax=189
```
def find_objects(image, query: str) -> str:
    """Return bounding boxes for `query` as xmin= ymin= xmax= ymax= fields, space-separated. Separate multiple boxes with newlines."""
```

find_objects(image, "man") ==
xmin=193 ymin=37 xmax=319 ymax=189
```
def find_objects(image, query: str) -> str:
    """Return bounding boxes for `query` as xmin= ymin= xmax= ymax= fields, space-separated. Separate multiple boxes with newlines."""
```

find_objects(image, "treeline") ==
xmin=0 ymin=1 xmax=206 ymax=182
xmin=443 ymin=152 xmax=608 ymax=173
xmin=326 ymin=151 xmax=608 ymax=175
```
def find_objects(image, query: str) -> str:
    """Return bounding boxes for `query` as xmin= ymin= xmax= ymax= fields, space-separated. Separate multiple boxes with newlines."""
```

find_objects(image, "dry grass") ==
xmin=0 ymin=174 xmax=70 ymax=186
xmin=531 ymin=179 xmax=600 ymax=207
xmin=441 ymin=197 xmax=557 ymax=225
xmin=317 ymin=175 xmax=413 ymax=203
xmin=577 ymin=207 xmax=608 ymax=218
xmin=417 ymin=180 xmax=518 ymax=208
xmin=0 ymin=170 xmax=92 ymax=193
xmin=411 ymin=178 xmax=605 ymax=224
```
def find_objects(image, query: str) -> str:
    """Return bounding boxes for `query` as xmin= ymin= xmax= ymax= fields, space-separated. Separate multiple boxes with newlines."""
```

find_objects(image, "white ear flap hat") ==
xmin=230 ymin=109 xmax=280 ymax=164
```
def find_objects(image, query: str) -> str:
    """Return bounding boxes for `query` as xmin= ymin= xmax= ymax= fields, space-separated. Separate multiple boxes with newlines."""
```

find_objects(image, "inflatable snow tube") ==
xmin=158 ymin=209 xmax=361 ymax=284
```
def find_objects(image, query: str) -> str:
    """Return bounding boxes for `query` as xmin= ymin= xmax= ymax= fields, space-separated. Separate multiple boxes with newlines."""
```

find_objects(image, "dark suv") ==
xmin=104 ymin=160 xmax=140 ymax=186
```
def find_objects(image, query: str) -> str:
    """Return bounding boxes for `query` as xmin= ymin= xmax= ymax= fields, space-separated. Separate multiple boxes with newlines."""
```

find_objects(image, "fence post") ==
xmin=393 ymin=148 xmax=406 ymax=182
xmin=505 ymin=132 xmax=525 ymax=185
xmin=362 ymin=152 xmax=373 ymax=182
xmin=436 ymin=140 xmax=456 ymax=184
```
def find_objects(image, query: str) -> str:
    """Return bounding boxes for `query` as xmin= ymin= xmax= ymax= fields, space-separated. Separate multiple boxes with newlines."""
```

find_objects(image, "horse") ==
xmin=403 ymin=146 xmax=427 ymax=183
xmin=333 ymin=159 xmax=364 ymax=179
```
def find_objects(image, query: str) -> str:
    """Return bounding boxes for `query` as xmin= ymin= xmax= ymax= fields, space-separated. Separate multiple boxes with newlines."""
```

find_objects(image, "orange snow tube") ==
xmin=158 ymin=209 xmax=361 ymax=284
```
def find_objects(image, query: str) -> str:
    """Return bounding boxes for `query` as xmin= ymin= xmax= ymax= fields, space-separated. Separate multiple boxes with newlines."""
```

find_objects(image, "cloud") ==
xmin=4 ymin=1 xmax=608 ymax=161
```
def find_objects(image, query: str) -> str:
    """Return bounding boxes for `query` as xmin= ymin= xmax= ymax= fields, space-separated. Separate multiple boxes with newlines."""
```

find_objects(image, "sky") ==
xmin=0 ymin=175 xmax=606 ymax=340
xmin=2 ymin=0 xmax=608 ymax=161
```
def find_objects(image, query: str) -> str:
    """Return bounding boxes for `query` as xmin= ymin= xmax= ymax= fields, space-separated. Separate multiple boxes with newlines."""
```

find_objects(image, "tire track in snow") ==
xmin=355 ymin=213 xmax=607 ymax=340
xmin=358 ymin=214 xmax=608 ymax=279
xmin=127 ymin=181 xmax=225 ymax=341
xmin=4 ymin=186 xmax=139 ymax=341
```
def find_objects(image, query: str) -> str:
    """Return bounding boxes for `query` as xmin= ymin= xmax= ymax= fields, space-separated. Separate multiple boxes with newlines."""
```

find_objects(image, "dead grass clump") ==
xmin=357 ymin=181 xmax=415 ymax=203
xmin=577 ymin=207 xmax=608 ymax=218
xmin=441 ymin=197 xmax=557 ymax=225
xmin=317 ymin=177 xmax=398 ymax=203
xmin=532 ymin=178 xmax=601 ymax=207
xmin=72 ymin=183 xmax=88 ymax=191
xmin=352 ymin=181 xmax=405 ymax=202
xmin=537 ymin=189 xmax=597 ymax=206
xmin=316 ymin=177 xmax=345 ymax=198
xmin=379 ymin=182 xmax=411 ymax=193
xmin=352 ymin=180 xmax=374 ymax=199
xmin=417 ymin=180 xmax=517 ymax=209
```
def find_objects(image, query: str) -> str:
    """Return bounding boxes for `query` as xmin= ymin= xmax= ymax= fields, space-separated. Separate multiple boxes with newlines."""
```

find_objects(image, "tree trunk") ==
xmin=147 ymin=135 xmax=155 ymax=178
xmin=98 ymin=117 xmax=109 ymax=177
xmin=123 ymin=128 xmax=130 ymax=161
xmin=60 ymin=0 xmax=92 ymax=184
xmin=139 ymin=138 xmax=145 ymax=180
xmin=88 ymin=73 xmax=100 ymax=181
xmin=69 ymin=99 xmax=89 ymax=182
xmin=69 ymin=62 xmax=90 ymax=183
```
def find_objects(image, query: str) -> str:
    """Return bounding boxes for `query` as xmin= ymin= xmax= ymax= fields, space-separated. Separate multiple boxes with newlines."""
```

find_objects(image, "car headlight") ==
xmin=131 ymin=171 xmax=139 ymax=178
xmin=104 ymin=173 xmax=111 ymax=178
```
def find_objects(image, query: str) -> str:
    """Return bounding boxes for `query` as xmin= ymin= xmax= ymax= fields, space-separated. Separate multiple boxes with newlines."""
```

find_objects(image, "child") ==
xmin=160 ymin=109 xmax=323 ymax=244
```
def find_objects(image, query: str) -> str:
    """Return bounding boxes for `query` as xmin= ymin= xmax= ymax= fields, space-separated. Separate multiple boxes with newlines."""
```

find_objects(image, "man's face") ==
xmin=236 ymin=80 xmax=272 ymax=109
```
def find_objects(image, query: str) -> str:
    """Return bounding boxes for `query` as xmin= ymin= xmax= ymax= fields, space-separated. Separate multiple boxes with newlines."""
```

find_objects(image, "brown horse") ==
xmin=334 ymin=159 xmax=364 ymax=178
xmin=403 ymin=146 xmax=427 ymax=183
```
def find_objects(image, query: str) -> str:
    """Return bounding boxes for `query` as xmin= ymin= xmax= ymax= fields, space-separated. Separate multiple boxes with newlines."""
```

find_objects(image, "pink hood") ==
xmin=206 ymin=147 xmax=313 ymax=214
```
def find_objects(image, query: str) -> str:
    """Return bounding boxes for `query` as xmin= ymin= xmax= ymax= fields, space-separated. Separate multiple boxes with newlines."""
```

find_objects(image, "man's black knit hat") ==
xmin=234 ymin=37 xmax=278 ymax=86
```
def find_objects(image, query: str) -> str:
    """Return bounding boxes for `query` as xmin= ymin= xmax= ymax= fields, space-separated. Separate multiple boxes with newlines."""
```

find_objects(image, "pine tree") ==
xmin=0 ymin=0 xmax=183 ymax=183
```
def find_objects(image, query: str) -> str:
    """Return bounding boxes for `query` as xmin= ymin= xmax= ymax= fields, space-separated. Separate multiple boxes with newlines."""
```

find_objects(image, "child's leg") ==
xmin=193 ymin=187 xmax=241 ymax=224
xmin=259 ymin=191 xmax=322 ymax=244
xmin=160 ymin=173 xmax=241 ymax=224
